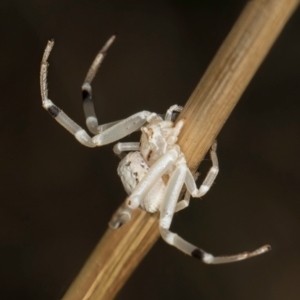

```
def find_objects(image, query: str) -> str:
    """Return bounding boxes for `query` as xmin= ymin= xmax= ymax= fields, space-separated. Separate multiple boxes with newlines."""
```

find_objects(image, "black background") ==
xmin=1 ymin=0 xmax=300 ymax=299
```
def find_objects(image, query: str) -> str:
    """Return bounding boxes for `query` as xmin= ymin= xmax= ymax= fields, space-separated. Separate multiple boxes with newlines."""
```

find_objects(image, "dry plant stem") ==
xmin=62 ymin=1 xmax=299 ymax=299
xmin=179 ymin=0 xmax=300 ymax=170
xmin=63 ymin=210 xmax=159 ymax=300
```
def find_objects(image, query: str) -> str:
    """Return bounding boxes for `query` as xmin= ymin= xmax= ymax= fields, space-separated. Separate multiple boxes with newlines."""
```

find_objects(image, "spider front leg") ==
xmin=109 ymin=149 xmax=180 ymax=228
xmin=81 ymin=35 xmax=120 ymax=134
xmin=40 ymin=38 xmax=152 ymax=147
xmin=159 ymin=163 xmax=271 ymax=264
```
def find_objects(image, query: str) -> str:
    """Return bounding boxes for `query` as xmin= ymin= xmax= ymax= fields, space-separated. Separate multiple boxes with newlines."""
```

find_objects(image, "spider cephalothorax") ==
xmin=40 ymin=35 xmax=270 ymax=264
xmin=139 ymin=112 xmax=183 ymax=166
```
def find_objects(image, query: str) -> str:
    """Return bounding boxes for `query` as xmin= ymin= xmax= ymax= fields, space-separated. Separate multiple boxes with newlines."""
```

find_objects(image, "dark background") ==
xmin=1 ymin=0 xmax=300 ymax=299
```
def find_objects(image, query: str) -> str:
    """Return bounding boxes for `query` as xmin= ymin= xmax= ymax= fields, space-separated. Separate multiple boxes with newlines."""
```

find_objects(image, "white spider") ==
xmin=40 ymin=36 xmax=271 ymax=264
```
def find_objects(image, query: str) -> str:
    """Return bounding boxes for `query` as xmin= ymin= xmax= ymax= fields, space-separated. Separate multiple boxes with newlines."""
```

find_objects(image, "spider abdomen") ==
xmin=117 ymin=151 xmax=165 ymax=213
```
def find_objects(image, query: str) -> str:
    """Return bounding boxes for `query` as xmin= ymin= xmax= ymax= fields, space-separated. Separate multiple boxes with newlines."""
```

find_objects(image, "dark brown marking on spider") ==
xmin=141 ymin=163 xmax=147 ymax=169
xmin=82 ymin=90 xmax=94 ymax=110
xmin=191 ymin=249 xmax=204 ymax=260
xmin=147 ymin=150 xmax=153 ymax=162
xmin=82 ymin=89 xmax=90 ymax=102
xmin=148 ymin=128 xmax=154 ymax=138
xmin=48 ymin=105 xmax=60 ymax=118
xmin=133 ymin=172 xmax=139 ymax=184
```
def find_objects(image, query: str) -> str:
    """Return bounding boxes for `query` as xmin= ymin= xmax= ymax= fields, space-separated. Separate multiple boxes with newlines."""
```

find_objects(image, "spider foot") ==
xmin=191 ymin=244 xmax=271 ymax=264
xmin=109 ymin=204 xmax=133 ymax=229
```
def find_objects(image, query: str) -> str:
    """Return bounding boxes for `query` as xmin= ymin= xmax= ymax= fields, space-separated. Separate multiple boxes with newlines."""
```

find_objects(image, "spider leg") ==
xmin=82 ymin=35 xmax=117 ymax=134
xmin=91 ymin=113 xmax=150 ymax=146
xmin=165 ymin=105 xmax=183 ymax=121
xmin=113 ymin=142 xmax=140 ymax=159
xmin=82 ymin=35 xmax=154 ymax=135
xmin=184 ymin=141 xmax=219 ymax=198
xmin=40 ymin=39 xmax=151 ymax=147
xmin=174 ymin=189 xmax=191 ymax=212
xmin=109 ymin=202 xmax=134 ymax=229
xmin=159 ymin=164 xmax=271 ymax=263
xmin=175 ymin=171 xmax=200 ymax=212
xmin=40 ymin=40 xmax=95 ymax=147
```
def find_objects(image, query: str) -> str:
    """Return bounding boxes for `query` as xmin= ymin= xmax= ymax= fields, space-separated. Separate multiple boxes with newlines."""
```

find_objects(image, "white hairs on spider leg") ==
xmin=40 ymin=35 xmax=271 ymax=264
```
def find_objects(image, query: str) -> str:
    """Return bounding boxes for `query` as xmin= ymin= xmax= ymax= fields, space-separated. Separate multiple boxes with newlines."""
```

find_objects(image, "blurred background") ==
xmin=0 ymin=0 xmax=300 ymax=299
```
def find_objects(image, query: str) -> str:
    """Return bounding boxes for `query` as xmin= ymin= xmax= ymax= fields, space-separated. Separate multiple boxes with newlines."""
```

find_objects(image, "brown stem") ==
xmin=62 ymin=1 xmax=299 ymax=299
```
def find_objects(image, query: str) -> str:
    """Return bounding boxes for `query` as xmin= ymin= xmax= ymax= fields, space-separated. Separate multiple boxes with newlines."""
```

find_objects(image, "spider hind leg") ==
xmin=159 ymin=161 xmax=271 ymax=264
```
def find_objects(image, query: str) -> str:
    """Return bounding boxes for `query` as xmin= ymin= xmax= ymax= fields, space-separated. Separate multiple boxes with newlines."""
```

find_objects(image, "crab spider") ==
xmin=110 ymin=128 xmax=270 ymax=264
xmin=40 ymin=36 xmax=271 ymax=264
